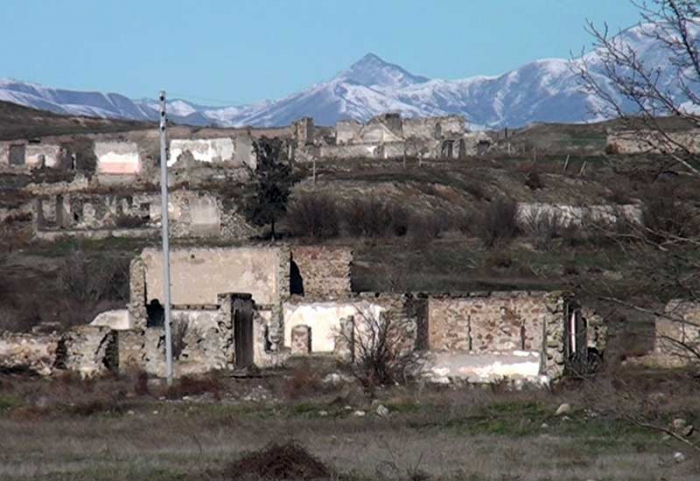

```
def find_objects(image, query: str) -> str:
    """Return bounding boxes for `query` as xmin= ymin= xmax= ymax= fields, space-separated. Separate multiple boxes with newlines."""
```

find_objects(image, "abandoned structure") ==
xmin=291 ymin=113 xmax=492 ymax=161
xmin=606 ymin=129 xmax=700 ymax=154
xmin=0 ymin=245 xmax=605 ymax=384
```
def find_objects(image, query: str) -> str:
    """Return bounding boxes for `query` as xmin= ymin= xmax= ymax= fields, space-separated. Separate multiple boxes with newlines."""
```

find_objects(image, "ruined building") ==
xmin=0 ymin=245 xmax=605 ymax=384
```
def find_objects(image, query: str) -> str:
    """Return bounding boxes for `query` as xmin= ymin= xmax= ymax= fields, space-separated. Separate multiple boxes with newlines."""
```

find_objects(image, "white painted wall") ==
xmin=94 ymin=142 xmax=141 ymax=175
xmin=283 ymin=301 xmax=384 ymax=353
xmin=426 ymin=351 xmax=547 ymax=385
xmin=90 ymin=309 xmax=133 ymax=330
xmin=169 ymin=138 xmax=234 ymax=167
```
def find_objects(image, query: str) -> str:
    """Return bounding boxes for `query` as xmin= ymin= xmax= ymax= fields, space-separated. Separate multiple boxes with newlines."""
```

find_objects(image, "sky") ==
xmin=1 ymin=0 xmax=642 ymax=105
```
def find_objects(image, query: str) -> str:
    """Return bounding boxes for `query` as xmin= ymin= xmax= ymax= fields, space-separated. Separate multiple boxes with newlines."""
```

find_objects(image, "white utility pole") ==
xmin=159 ymin=91 xmax=174 ymax=385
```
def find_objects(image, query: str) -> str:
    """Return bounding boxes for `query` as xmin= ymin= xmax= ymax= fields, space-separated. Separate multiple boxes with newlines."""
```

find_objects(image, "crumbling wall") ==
xmin=428 ymin=292 xmax=553 ymax=352
xmin=336 ymin=120 xmax=363 ymax=145
xmin=292 ymin=118 xmax=315 ymax=146
xmin=0 ymin=332 xmax=59 ymax=376
xmin=140 ymin=246 xmax=286 ymax=306
xmin=290 ymin=246 xmax=352 ymax=298
xmin=607 ymin=129 xmax=700 ymax=154
xmin=94 ymin=141 xmax=141 ymax=175
xmin=652 ymin=300 xmax=700 ymax=367
xmin=34 ymin=190 xmax=256 ymax=241
xmin=0 ymin=141 xmax=62 ymax=169
xmin=517 ymin=202 xmax=643 ymax=227
xmin=282 ymin=300 xmax=385 ymax=353
xmin=169 ymin=138 xmax=235 ymax=167
xmin=57 ymin=326 xmax=119 ymax=377
xmin=235 ymin=135 xmax=256 ymax=170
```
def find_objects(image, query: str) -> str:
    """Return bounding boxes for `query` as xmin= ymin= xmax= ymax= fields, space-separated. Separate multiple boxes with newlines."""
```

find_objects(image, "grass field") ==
xmin=1 ymin=367 xmax=699 ymax=481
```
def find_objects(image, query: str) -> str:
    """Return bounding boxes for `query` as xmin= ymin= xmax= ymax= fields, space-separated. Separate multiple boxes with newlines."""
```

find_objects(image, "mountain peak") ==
xmin=340 ymin=53 xmax=429 ymax=89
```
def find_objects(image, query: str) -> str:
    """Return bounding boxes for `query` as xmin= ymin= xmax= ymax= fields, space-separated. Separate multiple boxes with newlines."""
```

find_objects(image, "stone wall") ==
xmin=428 ymin=292 xmax=554 ymax=352
xmin=426 ymin=291 xmax=568 ymax=380
xmin=517 ymin=202 xmax=643 ymax=227
xmin=169 ymin=138 xmax=235 ymax=167
xmin=139 ymin=246 xmax=287 ymax=306
xmin=652 ymin=300 xmax=700 ymax=367
xmin=34 ymin=190 xmax=257 ymax=240
xmin=607 ymin=129 xmax=700 ymax=154
xmin=0 ymin=332 xmax=59 ymax=376
xmin=0 ymin=141 xmax=62 ymax=169
xmin=291 ymin=246 xmax=352 ymax=298
xmin=94 ymin=141 xmax=141 ymax=175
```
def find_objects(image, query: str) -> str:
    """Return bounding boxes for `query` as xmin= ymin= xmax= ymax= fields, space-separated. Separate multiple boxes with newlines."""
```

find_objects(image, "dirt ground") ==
xmin=1 ymin=365 xmax=699 ymax=481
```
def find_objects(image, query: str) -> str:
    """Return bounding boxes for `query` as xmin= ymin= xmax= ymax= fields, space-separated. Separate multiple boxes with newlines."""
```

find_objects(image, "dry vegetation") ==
xmin=1 ymin=365 xmax=699 ymax=480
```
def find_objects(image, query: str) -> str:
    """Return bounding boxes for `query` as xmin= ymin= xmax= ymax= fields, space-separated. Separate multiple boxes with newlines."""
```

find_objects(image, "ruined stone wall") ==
xmin=140 ymin=246 xmax=286 ymax=306
xmin=427 ymin=292 xmax=564 ymax=353
xmin=34 ymin=190 xmax=256 ymax=241
xmin=336 ymin=120 xmax=363 ymax=145
xmin=427 ymin=291 xmax=567 ymax=379
xmin=291 ymin=246 xmax=352 ymax=298
xmin=94 ymin=141 xmax=141 ymax=175
xmin=169 ymin=138 xmax=235 ymax=166
xmin=0 ymin=332 xmax=59 ymax=376
xmin=517 ymin=202 xmax=643 ymax=227
xmin=607 ymin=129 xmax=700 ymax=154
xmin=282 ymin=293 xmax=418 ymax=357
xmin=0 ymin=141 xmax=62 ymax=170
xmin=403 ymin=116 xmax=466 ymax=141
xmin=652 ymin=300 xmax=700 ymax=367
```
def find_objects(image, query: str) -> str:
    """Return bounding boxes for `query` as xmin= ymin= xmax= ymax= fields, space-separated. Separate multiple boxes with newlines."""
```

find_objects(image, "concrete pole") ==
xmin=159 ymin=91 xmax=174 ymax=385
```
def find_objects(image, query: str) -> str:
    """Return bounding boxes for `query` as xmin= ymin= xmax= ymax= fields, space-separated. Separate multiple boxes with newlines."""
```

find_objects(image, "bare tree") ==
xmin=337 ymin=306 xmax=422 ymax=397
xmin=577 ymin=0 xmax=700 ymax=366
xmin=577 ymin=0 xmax=700 ymax=177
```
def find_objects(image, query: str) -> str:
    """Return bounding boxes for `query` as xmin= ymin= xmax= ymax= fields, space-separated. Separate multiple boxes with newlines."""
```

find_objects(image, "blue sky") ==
xmin=2 ymin=1 xmax=641 ymax=105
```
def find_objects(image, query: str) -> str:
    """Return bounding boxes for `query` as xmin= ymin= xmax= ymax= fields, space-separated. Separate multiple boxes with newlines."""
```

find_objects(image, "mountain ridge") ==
xmin=0 ymin=21 xmax=696 ymax=128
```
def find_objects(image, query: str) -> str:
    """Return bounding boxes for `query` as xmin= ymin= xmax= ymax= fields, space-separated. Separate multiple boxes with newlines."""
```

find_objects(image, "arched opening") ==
xmin=146 ymin=299 xmax=164 ymax=328
xmin=290 ymin=260 xmax=305 ymax=296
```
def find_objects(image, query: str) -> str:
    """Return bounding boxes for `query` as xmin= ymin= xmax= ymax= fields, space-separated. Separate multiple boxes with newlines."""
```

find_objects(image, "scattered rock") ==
xmin=352 ymin=410 xmax=366 ymax=417
xmin=343 ymin=405 xmax=352 ymax=411
xmin=127 ymin=410 xmax=135 ymax=416
xmin=376 ymin=404 xmax=389 ymax=418
xmin=152 ymin=410 xmax=158 ymax=415
xmin=682 ymin=425 xmax=695 ymax=437
xmin=672 ymin=418 xmax=687 ymax=430
xmin=555 ymin=403 xmax=571 ymax=416
xmin=673 ymin=451 xmax=686 ymax=463
xmin=318 ymin=410 xmax=328 ymax=417
xmin=540 ymin=423 xmax=549 ymax=429
xmin=661 ymin=433 xmax=672 ymax=442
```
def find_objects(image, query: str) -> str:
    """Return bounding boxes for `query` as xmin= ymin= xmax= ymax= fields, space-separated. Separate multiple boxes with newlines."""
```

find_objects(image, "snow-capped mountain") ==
xmin=1 ymin=21 xmax=697 ymax=128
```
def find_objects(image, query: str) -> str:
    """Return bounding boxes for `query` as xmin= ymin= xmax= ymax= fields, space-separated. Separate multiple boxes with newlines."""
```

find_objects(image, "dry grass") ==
xmin=0 ymin=371 xmax=699 ymax=480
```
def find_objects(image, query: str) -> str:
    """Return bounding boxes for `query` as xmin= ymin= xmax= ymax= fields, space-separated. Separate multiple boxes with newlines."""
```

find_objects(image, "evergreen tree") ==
xmin=244 ymin=137 xmax=292 ymax=239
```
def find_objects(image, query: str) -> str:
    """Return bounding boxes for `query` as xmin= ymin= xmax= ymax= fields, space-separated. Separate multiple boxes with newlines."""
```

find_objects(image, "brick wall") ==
xmin=291 ymin=246 xmax=352 ymax=298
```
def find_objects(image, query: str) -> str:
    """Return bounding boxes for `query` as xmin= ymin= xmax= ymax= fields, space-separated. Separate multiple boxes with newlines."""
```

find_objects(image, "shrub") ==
xmin=642 ymin=184 xmax=697 ymax=243
xmin=344 ymin=197 xmax=391 ymax=238
xmin=283 ymin=360 xmax=324 ymax=400
xmin=338 ymin=308 xmax=422 ymax=397
xmin=525 ymin=171 xmax=544 ymax=190
xmin=114 ymin=214 xmax=148 ymax=229
xmin=484 ymin=250 xmax=513 ymax=269
xmin=476 ymin=197 xmax=520 ymax=248
xmin=524 ymin=208 xmax=564 ymax=250
xmin=287 ymin=193 xmax=340 ymax=239
xmin=389 ymin=204 xmax=409 ymax=237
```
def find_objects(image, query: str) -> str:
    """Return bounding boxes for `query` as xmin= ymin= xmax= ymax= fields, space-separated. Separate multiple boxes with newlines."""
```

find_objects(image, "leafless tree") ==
xmin=577 ymin=0 xmax=700 ymax=366
xmin=337 ymin=306 xmax=422 ymax=396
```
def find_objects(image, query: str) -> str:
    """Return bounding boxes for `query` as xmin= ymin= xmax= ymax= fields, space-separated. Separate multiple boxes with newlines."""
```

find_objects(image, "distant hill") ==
xmin=0 ymin=100 xmax=152 ymax=141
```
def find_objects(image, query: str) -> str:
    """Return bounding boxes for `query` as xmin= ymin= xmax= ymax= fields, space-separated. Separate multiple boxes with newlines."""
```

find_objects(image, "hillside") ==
xmin=0 ymin=100 xmax=152 ymax=141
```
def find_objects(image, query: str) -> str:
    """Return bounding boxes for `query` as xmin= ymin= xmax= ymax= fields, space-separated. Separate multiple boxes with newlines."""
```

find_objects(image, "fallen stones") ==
xmin=555 ymin=403 xmax=572 ymax=416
